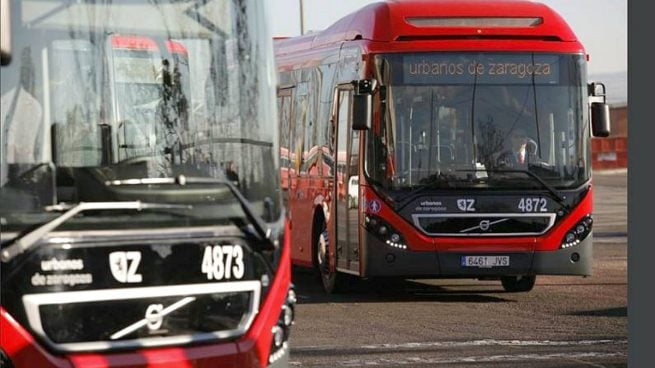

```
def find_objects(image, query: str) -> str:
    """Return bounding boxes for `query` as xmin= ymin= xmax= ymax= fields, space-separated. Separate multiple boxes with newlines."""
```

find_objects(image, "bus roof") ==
xmin=275 ymin=0 xmax=582 ymax=55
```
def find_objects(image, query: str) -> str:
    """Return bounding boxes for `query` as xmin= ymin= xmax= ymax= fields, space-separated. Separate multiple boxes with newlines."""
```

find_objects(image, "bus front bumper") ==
xmin=361 ymin=233 xmax=592 ymax=278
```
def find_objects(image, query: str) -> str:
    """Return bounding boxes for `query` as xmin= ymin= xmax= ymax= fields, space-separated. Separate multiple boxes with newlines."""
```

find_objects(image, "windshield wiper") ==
xmin=1 ymin=201 xmax=192 ymax=262
xmin=458 ymin=169 xmax=570 ymax=212
xmin=107 ymin=175 xmax=272 ymax=246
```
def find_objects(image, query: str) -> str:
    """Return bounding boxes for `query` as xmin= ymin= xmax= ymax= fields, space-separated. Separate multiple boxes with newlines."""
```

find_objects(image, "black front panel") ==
xmin=399 ymin=194 xmax=561 ymax=216
xmin=5 ymin=239 xmax=267 ymax=294
xmin=2 ymin=230 xmax=272 ymax=352
xmin=393 ymin=193 xmax=570 ymax=236
xmin=38 ymin=291 xmax=252 ymax=344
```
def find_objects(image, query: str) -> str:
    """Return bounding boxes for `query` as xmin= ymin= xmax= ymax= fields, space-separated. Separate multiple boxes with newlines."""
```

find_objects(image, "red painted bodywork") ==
xmin=275 ymin=0 xmax=590 ymax=275
xmin=361 ymin=185 xmax=594 ymax=254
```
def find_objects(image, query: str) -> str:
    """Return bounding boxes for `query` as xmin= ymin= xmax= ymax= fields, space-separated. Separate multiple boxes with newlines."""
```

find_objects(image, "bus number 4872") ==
xmin=518 ymin=197 xmax=548 ymax=212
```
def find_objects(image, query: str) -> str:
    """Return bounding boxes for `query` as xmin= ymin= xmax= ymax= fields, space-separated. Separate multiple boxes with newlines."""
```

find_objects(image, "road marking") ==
xmin=292 ymin=338 xmax=627 ymax=353
xmin=290 ymin=351 xmax=626 ymax=367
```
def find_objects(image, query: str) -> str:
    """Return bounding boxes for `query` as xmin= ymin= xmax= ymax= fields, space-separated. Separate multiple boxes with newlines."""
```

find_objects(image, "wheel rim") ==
xmin=317 ymin=229 xmax=329 ymax=274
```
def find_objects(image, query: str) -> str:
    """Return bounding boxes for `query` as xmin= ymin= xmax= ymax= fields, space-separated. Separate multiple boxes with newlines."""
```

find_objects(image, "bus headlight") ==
xmin=561 ymin=215 xmax=593 ymax=249
xmin=365 ymin=214 xmax=407 ymax=250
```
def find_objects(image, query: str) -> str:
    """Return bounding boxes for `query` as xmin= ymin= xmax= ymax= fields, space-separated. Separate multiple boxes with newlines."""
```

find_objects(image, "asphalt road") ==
xmin=288 ymin=170 xmax=628 ymax=368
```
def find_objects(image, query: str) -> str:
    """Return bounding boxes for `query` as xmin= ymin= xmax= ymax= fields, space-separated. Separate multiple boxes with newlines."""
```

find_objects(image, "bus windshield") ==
xmin=368 ymin=53 xmax=591 ymax=192
xmin=0 ymin=0 xmax=280 ymax=233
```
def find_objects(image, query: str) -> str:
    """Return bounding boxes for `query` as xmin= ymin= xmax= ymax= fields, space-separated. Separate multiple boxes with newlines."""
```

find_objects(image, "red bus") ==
xmin=275 ymin=0 xmax=611 ymax=293
xmin=1 ymin=1 xmax=294 ymax=367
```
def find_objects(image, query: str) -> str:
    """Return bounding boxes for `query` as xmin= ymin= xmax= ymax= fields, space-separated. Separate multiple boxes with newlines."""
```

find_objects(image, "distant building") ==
xmin=609 ymin=103 xmax=627 ymax=137
xmin=591 ymin=103 xmax=627 ymax=170
xmin=589 ymin=72 xmax=627 ymax=170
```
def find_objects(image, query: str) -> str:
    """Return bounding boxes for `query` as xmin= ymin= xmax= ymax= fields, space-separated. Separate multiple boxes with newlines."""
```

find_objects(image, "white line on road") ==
xmin=290 ymin=351 xmax=626 ymax=367
xmin=292 ymin=338 xmax=627 ymax=353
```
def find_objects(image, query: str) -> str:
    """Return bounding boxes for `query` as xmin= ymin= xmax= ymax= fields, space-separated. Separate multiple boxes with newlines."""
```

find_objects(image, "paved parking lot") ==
xmin=289 ymin=170 xmax=628 ymax=368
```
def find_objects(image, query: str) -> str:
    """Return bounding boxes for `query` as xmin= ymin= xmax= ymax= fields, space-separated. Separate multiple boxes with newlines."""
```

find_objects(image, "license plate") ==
xmin=461 ymin=256 xmax=510 ymax=268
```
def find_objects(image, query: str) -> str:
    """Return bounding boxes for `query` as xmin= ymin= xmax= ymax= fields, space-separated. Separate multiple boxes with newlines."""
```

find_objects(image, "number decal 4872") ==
xmin=201 ymin=245 xmax=245 ymax=281
xmin=518 ymin=197 xmax=548 ymax=212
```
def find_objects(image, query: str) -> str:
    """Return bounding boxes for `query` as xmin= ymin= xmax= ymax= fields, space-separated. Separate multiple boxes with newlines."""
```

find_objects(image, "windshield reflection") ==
xmin=0 ymin=0 xmax=280 ymax=230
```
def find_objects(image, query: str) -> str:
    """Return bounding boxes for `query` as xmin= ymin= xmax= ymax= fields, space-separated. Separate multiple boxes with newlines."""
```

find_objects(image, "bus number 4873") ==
xmin=201 ymin=245 xmax=245 ymax=281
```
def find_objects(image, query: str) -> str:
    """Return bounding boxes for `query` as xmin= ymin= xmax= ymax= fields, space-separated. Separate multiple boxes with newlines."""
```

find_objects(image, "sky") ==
xmin=267 ymin=0 xmax=627 ymax=77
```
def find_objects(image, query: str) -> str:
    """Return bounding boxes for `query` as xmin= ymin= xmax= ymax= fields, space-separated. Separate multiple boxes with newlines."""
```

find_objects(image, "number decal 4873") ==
xmin=518 ymin=197 xmax=548 ymax=212
xmin=201 ymin=245 xmax=245 ymax=281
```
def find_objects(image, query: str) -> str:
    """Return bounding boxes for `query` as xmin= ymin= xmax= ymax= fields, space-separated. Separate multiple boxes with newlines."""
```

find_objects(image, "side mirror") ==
xmin=588 ymin=82 xmax=611 ymax=138
xmin=352 ymin=94 xmax=371 ymax=130
xmin=591 ymin=102 xmax=611 ymax=137
xmin=351 ymin=79 xmax=376 ymax=131
xmin=0 ymin=0 xmax=11 ymax=66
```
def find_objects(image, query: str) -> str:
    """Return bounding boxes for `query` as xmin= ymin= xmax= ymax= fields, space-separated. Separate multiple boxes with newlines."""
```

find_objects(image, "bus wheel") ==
xmin=316 ymin=225 xmax=338 ymax=294
xmin=501 ymin=275 xmax=536 ymax=292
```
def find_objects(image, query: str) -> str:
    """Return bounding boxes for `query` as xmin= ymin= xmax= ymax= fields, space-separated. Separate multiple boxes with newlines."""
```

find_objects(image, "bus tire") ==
xmin=501 ymin=275 xmax=536 ymax=292
xmin=314 ymin=221 xmax=339 ymax=294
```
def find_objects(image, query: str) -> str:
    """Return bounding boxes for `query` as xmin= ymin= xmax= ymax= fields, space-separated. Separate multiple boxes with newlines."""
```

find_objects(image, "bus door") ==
xmin=334 ymin=86 xmax=359 ymax=272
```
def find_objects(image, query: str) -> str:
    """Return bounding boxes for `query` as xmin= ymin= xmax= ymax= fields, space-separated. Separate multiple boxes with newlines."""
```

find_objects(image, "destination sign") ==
xmin=401 ymin=54 xmax=561 ymax=85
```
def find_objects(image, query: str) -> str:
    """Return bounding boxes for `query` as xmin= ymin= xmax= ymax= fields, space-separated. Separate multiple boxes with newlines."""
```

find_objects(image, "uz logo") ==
xmin=109 ymin=251 xmax=143 ymax=283
xmin=457 ymin=199 xmax=475 ymax=212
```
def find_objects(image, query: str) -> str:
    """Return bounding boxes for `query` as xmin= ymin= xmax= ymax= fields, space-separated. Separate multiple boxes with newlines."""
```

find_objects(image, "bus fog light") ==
xmin=570 ymin=252 xmax=580 ymax=263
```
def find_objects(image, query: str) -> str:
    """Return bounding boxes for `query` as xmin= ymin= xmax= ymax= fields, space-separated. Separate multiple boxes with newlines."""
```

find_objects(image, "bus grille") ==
xmin=22 ymin=281 xmax=260 ymax=352
xmin=412 ymin=213 xmax=556 ymax=236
